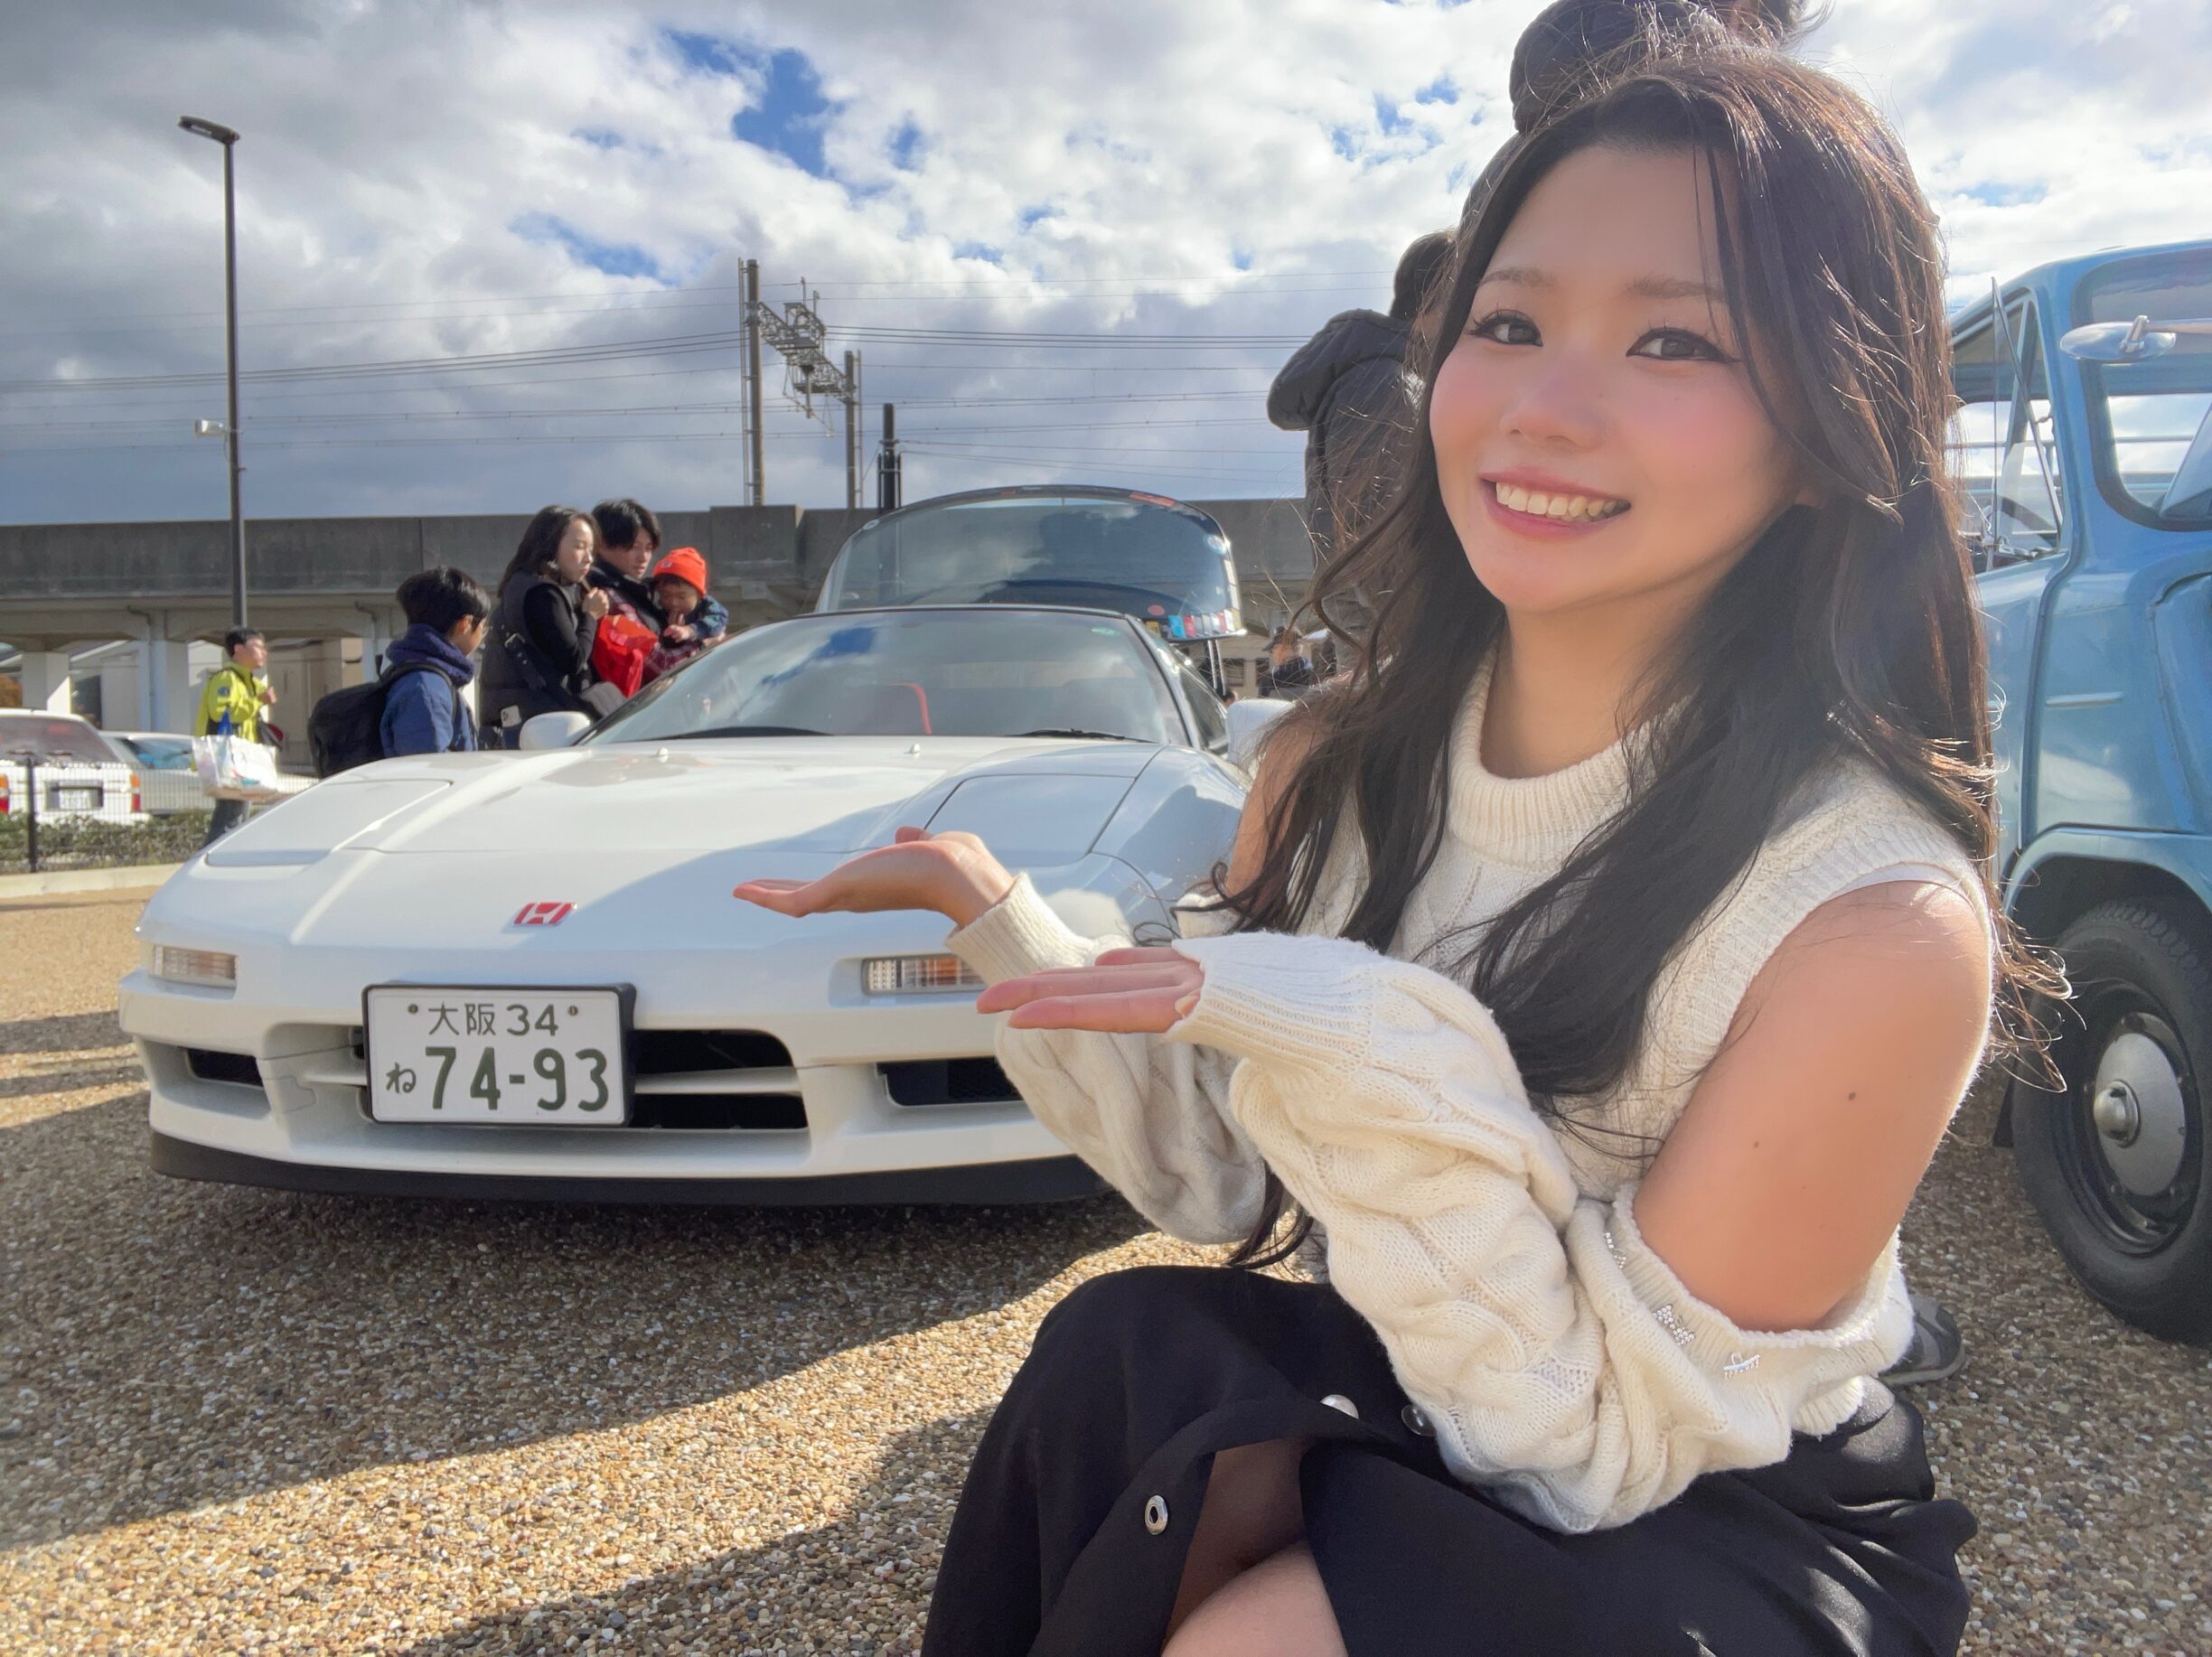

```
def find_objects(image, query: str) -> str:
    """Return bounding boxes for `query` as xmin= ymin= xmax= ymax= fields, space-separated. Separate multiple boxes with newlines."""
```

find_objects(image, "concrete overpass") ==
xmin=0 ymin=497 xmax=1325 ymax=731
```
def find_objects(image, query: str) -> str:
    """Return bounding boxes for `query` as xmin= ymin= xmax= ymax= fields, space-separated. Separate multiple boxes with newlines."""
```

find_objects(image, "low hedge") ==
xmin=0 ymin=811 xmax=211 ymax=874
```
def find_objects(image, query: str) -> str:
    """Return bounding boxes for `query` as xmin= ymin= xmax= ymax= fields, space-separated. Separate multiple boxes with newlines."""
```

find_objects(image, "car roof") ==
xmin=843 ymin=482 xmax=1228 ymax=538
xmin=772 ymin=602 xmax=1151 ymax=627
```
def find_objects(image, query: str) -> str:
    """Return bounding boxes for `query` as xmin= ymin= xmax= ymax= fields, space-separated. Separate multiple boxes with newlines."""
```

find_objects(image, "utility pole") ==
xmin=844 ymin=351 xmax=861 ymax=510
xmin=748 ymin=279 xmax=865 ymax=509
xmin=744 ymin=258 xmax=765 ymax=507
xmin=180 ymin=116 xmax=247 ymax=626
xmin=876 ymin=403 xmax=895 ymax=510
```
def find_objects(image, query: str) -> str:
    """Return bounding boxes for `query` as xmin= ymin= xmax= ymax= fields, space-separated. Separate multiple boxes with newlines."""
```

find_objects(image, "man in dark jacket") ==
xmin=588 ymin=495 xmax=735 ymax=651
xmin=588 ymin=497 xmax=668 ymax=630
xmin=1267 ymin=231 xmax=1455 ymax=567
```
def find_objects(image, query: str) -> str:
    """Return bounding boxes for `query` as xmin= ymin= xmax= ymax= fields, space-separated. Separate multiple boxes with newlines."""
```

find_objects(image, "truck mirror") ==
xmin=2057 ymin=315 xmax=2212 ymax=362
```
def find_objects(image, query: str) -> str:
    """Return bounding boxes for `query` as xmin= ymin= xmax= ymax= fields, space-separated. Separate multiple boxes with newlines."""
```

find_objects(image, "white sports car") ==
xmin=120 ymin=604 xmax=1248 ymax=1203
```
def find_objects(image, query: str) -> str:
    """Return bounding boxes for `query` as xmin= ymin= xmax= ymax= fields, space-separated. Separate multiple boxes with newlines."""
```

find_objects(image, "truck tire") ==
xmin=2014 ymin=899 xmax=2212 ymax=1342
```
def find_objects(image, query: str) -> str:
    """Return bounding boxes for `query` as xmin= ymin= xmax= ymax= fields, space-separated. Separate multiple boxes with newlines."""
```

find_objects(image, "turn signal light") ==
xmin=863 ymin=954 xmax=983 ymax=995
xmin=150 ymin=945 xmax=238 ymax=988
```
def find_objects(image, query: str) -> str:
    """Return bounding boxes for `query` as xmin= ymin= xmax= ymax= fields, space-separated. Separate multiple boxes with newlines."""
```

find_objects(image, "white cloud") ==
xmin=0 ymin=0 xmax=2206 ymax=523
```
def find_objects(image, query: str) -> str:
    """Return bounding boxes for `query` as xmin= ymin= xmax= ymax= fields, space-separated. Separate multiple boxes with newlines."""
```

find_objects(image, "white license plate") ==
xmin=365 ymin=987 xmax=629 ymax=1124
xmin=57 ymin=787 xmax=101 ymax=810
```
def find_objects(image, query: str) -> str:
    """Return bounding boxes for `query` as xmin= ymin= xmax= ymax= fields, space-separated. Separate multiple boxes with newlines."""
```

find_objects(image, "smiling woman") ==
xmin=733 ymin=20 xmax=2063 ymax=1656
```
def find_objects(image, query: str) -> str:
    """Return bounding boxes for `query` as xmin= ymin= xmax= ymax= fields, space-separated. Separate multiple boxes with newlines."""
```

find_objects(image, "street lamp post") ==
xmin=178 ymin=116 xmax=246 ymax=628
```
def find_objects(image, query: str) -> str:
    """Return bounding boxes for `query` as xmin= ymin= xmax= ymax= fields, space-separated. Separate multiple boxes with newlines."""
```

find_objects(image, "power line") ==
xmin=0 ymin=282 xmax=1384 ymax=341
xmin=3 ymin=266 xmax=1390 ymax=331
xmin=0 ymin=322 xmax=1304 ymax=395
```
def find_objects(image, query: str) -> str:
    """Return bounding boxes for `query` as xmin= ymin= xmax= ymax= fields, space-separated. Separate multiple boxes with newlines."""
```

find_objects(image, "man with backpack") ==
xmin=380 ymin=567 xmax=488 ymax=757
xmin=308 ymin=567 xmax=487 ymax=775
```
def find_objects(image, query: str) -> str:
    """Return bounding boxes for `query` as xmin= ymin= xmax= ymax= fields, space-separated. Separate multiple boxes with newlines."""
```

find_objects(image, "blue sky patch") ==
xmin=889 ymin=117 xmax=924 ymax=171
xmin=730 ymin=47 xmax=837 ymax=177
xmin=664 ymin=28 xmax=747 ymax=76
xmin=1374 ymin=94 xmax=1411 ymax=136
xmin=953 ymin=240 xmax=1005 ymax=264
xmin=1416 ymin=76 xmax=1457 ymax=105
xmin=1960 ymin=179 xmax=2048 ymax=207
xmin=1017 ymin=203 xmax=1058 ymax=229
xmin=511 ymin=213 xmax=663 ymax=281
xmin=664 ymin=29 xmax=839 ymax=178
xmin=575 ymin=127 xmax=624 ymax=150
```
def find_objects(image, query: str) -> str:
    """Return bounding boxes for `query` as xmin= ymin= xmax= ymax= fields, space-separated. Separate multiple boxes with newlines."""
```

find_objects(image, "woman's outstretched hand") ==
xmin=977 ymin=946 xmax=1203 ymax=1033
xmin=733 ymin=827 xmax=1017 ymax=929
xmin=736 ymin=832 xmax=1204 ymax=1032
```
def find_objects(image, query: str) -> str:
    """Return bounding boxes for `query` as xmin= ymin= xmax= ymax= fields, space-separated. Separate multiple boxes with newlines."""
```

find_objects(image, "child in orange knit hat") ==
xmin=640 ymin=547 xmax=725 ymax=685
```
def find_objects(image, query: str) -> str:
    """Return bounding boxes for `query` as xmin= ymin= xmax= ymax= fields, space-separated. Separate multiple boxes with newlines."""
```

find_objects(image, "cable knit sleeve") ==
xmin=1165 ymin=930 xmax=1914 ymax=1532
xmin=942 ymin=875 xmax=1266 ymax=1244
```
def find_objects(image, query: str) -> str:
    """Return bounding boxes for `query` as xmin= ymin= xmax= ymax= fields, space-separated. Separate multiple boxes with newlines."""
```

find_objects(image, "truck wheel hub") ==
xmin=2091 ymin=1028 xmax=2189 ymax=1198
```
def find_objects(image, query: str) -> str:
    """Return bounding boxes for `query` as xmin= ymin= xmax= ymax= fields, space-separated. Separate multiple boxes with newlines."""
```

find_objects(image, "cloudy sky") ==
xmin=2 ymin=0 xmax=2206 ymax=526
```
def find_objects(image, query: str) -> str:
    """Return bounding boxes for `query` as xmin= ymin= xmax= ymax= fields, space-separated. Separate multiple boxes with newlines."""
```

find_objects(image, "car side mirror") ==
xmin=519 ymin=711 xmax=592 ymax=750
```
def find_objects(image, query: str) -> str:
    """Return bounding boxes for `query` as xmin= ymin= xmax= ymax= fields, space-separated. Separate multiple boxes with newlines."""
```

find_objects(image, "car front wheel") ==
xmin=2015 ymin=899 xmax=2212 ymax=1343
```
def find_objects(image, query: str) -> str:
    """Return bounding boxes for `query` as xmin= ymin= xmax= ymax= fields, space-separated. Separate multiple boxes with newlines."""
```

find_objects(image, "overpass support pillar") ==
xmin=143 ymin=637 xmax=194 ymax=732
xmin=355 ymin=613 xmax=392 ymax=678
xmin=17 ymin=651 xmax=75 ymax=714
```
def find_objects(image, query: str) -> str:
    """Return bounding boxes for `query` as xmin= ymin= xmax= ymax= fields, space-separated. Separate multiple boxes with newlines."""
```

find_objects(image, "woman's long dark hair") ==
xmin=1223 ymin=37 xmax=2062 ymax=1266
xmin=499 ymin=505 xmax=594 ymax=591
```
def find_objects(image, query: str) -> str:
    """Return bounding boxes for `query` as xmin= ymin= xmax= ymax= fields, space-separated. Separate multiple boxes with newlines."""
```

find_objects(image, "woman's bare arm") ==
xmin=1632 ymin=879 xmax=1992 ymax=1333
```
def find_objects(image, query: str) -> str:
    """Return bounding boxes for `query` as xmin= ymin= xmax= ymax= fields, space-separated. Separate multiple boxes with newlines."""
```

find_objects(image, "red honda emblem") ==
xmin=512 ymin=901 xmax=575 ymax=927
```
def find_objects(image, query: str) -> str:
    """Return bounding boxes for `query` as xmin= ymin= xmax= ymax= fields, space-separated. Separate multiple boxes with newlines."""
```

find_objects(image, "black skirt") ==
xmin=923 ymin=1266 xmax=1974 ymax=1657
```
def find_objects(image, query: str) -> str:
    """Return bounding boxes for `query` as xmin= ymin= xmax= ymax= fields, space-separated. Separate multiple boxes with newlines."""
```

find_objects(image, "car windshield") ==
xmin=119 ymin=735 xmax=196 ymax=772
xmin=2079 ymin=248 xmax=2212 ymax=528
xmin=586 ymin=609 xmax=1186 ymax=745
xmin=820 ymin=493 xmax=1240 ymax=639
xmin=0 ymin=714 xmax=123 ymax=765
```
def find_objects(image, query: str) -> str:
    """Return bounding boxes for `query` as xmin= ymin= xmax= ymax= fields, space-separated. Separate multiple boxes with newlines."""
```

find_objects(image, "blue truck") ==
xmin=1955 ymin=238 xmax=2212 ymax=1341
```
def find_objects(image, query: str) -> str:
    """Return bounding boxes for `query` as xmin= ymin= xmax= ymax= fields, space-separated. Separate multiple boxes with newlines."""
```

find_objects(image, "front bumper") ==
xmin=122 ymin=848 xmax=1163 ymax=1203
xmin=127 ymin=983 xmax=1089 ymax=1199
xmin=148 ymin=1130 xmax=1104 ymax=1205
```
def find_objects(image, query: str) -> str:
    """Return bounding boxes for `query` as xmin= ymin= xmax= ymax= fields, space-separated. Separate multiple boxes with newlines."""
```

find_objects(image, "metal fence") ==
xmin=0 ymin=755 xmax=196 ymax=874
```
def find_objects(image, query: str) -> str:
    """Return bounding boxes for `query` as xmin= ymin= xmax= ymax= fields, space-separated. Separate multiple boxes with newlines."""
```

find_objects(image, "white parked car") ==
xmin=106 ymin=731 xmax=208 ymax=817
xmin=121 ymin=605 xmax=1248 ymax=1203
xmin=0 ymin=708 xmax=148 ymax=826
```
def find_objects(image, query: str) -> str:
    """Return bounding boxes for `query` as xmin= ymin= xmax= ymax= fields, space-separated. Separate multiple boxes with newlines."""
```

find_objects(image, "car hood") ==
xmin=204 ymin=735 xmax=1157 ymax=864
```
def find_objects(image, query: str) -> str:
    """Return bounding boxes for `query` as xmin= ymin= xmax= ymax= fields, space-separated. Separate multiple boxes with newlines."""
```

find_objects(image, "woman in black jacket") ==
xmin=478 ymin=505 xmax=611 ymax=747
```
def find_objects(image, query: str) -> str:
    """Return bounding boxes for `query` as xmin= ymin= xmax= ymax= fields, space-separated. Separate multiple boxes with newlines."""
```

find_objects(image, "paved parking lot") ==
xmin=3 ymin=888 xmax=2207 ymax=1655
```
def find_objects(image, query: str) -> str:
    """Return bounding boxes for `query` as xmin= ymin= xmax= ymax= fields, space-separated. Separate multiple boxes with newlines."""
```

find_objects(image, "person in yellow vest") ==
xmin=193 ymin=627 xmax=276 ymax=846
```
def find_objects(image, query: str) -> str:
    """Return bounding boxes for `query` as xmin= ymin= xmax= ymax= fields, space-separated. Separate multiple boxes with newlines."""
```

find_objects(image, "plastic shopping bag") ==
xmin=590 ymin=610 xmax=660 ymax=699
xmin=194 ymin=734 xmax=286 ymax=801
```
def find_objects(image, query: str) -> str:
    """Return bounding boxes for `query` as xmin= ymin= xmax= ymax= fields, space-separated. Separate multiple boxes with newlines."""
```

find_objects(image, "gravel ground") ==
xmin=2 ymin=888 xmax=2207 ymax=1655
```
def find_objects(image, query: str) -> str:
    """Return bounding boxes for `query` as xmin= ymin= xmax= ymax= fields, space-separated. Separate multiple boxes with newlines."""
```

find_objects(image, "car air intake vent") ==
xmin=632 ymin=1029 xmax=792 ymax=1074
xmin=632 ymin=1094 xmax=806 ymax=1131
xmin=186 ymin=1048 xmax=262 ymax=1087
xmin=883 ymin=1057 xmax=1019 ymax=1107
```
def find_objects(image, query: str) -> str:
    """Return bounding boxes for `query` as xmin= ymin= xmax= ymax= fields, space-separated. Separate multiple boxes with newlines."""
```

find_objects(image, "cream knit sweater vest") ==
xmin=944 ymin=654 xmax=1992 ymax=1531
xmin=1314 ymin=652 xmax=1991 ymax=1196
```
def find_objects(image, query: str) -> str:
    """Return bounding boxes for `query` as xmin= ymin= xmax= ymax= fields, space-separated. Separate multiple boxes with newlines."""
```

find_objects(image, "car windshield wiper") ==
xmin=1014 ymin=727 xmax=1145 ymax=742
xmin=658 ymin=725 xmax=827 ymax=740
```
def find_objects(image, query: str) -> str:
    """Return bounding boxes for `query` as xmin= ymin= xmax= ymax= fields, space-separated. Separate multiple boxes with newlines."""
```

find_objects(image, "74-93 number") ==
xmin=421 ymin=1046 xmax=610 ymax=1112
